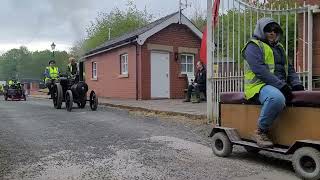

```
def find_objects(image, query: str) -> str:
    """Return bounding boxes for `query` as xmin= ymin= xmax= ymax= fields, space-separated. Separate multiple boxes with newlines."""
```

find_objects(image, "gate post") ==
xmin=207 ymin=0 xmax=214 ymax=123
xmin=307 ymin=5 xmax=313 ymax=90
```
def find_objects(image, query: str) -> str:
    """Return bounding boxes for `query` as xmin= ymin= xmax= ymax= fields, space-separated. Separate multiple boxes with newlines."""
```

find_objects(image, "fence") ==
xmin=206 ymin=0 xmax=317 ymax=123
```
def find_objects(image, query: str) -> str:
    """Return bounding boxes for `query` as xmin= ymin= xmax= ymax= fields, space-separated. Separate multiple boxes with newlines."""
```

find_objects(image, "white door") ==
xmin=151 ymin=52 xmax=170 ymax=98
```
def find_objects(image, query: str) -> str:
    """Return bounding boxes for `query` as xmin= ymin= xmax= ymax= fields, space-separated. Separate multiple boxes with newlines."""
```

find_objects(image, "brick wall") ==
xmin=85 ymin=44 xmax=137 ymax=99
xmin=140 ymin=24 xmax=201 ymax=99
xmin=297 ymin=0 xmax=320 ymax=76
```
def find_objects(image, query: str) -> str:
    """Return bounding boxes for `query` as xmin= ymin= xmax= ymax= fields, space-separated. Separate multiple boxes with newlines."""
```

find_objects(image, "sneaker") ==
xmin=252 ymin=129 xmax=273 ymax=148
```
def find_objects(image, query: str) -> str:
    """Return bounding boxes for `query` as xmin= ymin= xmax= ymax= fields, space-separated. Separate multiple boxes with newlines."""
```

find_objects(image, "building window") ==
xmin=92 ymin=62 xmax=97 ymax=79
xmin=180 ymin=54 xmax=194 ymax=75
xmin=120 ymin=54 xmax=128 ymax=75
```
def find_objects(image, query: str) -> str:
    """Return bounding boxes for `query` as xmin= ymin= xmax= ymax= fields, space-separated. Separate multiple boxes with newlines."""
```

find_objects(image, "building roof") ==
xmin=83 ymin=12 xmax=203 ymax=59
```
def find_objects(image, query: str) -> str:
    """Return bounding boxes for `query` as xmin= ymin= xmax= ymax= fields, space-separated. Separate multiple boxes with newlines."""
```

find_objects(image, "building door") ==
xmin=151 ymin=52 xmax=170 ymax=98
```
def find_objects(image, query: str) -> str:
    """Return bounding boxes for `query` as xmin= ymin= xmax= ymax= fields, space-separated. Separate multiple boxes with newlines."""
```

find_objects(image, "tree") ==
xmin=213 ymin=0 xmax=299 ymax=64
xmin=72 ymin=1 xmax=153 ymax=57
xmin=0 ymin=47 xmax=70 ymax=81
xmin=190 ymin=3 xmax=207 ymax=31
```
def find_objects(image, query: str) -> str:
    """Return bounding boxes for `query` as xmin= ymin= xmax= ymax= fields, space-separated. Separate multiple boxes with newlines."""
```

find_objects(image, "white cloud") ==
xmin=0 ymin=0 xmax=206 ymax=53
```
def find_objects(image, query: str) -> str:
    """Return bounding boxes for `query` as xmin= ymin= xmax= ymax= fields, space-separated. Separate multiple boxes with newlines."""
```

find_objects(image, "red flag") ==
xmin=200 ymin=0 xmax=220 ymax=64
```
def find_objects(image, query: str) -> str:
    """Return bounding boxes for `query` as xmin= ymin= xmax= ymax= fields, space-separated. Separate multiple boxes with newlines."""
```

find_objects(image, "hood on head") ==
xmin=253 ymin=17 xmax=283 ymax=42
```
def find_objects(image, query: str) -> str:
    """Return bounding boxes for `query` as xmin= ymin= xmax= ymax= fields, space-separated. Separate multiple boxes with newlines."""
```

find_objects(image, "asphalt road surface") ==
xmin=0 ymin=98 xmax=300 ymax=180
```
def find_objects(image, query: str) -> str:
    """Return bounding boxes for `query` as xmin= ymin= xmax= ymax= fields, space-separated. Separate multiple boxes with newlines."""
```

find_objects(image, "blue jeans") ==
xmin=258 ymin=85 xmax=286 ymax=131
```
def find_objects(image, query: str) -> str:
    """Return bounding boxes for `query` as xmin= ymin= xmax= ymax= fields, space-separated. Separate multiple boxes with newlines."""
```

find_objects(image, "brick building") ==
xmin=82 ymin=12 xmax=202 ymax=99
xmin=297 ymin=0 xmax=320 ymax=88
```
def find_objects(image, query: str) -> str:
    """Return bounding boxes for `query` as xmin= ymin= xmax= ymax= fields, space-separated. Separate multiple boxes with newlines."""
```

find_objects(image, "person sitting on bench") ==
xmin=184 ymin=61 xmax=206 ymax=102
xmin=242 ymin=18 xmax=304 ymax=148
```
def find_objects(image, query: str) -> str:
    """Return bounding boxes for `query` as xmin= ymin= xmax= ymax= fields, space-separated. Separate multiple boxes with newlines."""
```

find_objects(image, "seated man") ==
xmin=242 ymin=18 xmax=304 ymax=148
xmin=184 ymin=61 xmax=207 ymax=102
xmin=44 ymin=60 xmax=60 ymax=96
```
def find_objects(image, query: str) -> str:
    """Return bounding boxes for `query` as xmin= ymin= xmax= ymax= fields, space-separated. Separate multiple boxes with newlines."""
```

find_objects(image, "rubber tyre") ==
xmin=77 ymin=95 xmax=87 ymax=109
xmin=53 ymin=83 xmax=63 ymax=109
xmin=90 ymin=91 xmax=98 ymax=111
xmin=292 ymin=147 xmax=320 ymax=180
xmin=4 ymin=95 xmax=8 ymax=101
xmin=65 ymin=90 xmax=73 ymax=112
xmin=212 ymin=132 xmax=233 ymax=157
xmin=245 ymin=146 xmax=260 ymax=154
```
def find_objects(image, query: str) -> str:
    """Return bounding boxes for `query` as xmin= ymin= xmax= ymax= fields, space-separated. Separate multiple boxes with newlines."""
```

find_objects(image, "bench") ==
xmin=220 ymin=91 xmax=320 ymax=106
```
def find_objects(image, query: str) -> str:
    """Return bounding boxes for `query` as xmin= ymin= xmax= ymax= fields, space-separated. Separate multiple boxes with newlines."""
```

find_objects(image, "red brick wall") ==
xmin=140 ymin=24 xmax=201 ymax=99
xmin=85 ymin=44 xmax=137 ymax=99
xmin=297 ymin=0 xmax=320 ymax=76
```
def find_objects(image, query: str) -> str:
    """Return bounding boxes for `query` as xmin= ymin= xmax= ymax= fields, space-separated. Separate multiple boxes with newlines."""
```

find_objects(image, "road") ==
xmin=0 ymin=98 xmax=300 ymax=180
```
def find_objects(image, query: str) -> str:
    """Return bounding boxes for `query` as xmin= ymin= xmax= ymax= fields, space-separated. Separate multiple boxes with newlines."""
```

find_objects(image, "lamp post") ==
xmin=51 ymin=42 xmax=56 ymax=58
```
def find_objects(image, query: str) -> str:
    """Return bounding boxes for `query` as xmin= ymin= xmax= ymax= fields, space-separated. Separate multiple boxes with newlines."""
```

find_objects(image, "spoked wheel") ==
xmin=65 ymin=90 xmax=73 ymax=112
xmin=89 ymin=91 xmax=98 ymax=111
xmin=53 ymin=83 xmax=63 ymax=109
xmin=77 ymin=95 xmax=87 ymax=109
xmin=293 ymin=147 xmax=320 ymax=180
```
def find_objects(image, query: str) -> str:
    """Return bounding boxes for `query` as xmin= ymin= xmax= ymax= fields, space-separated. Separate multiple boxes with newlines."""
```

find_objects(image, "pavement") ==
xmin=30 ymin=93 xmax=207 ymax=120
xmin=0 ymin=98 xmax=300 ymax=180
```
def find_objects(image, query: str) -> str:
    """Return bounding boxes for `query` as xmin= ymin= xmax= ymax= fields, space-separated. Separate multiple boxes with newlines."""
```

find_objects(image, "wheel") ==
xmin=211 ymin=132 xmax=233 ymax=157
xmin=23 ymin=94 xmax=26 ymax=101
xmin=292 ymin=147 xmax=320 ymax=180
xmin=90 ymin=91 xmax=98 ymax=111
xmin=77 ymin=95 xmax=87 ymax=109
xmin=65 ymin=90 xmax=73 ymax=112
xmin=4 ymin=95 xmax=8 ymax=101
xmin=53 ymin=83 xmax=63 ymax=109
xmin=244 ymin=146 xmax=260 ymax=154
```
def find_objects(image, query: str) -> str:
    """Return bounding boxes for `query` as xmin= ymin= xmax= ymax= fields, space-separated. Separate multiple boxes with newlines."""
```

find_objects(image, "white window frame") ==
xmin=180 ymin=54 xmax=195 ymax=76
xmin=92 ymin=62 xmax=97 ymax=79
xmin=120 ymin=54 xmax=128 ymax=75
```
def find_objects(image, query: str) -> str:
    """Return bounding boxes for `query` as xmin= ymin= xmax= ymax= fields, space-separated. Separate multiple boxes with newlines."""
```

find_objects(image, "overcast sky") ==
xmin=0 ymin=0 xmax=206 ymax=54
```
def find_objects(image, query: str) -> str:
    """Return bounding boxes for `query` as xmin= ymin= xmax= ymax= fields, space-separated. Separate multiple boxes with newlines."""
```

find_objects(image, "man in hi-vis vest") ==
xmin=44 ymin=60 xmax=60 ymax=96
xmin=242 ymin=18 xmax=304 ymax=148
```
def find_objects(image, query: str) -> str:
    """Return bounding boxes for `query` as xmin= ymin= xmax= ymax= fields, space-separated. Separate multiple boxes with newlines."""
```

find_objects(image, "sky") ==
xmin=0 ymin=0 xmax=207 ymax=54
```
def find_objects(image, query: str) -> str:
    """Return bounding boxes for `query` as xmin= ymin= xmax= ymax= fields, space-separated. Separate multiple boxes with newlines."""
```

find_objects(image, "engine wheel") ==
xmin=53 ymin=83 xmax=63 ymax=109
xmin=90 ymin=91 xmax=98 ymax=111
xmin=65 ymin=90 xmax=73 ymax=112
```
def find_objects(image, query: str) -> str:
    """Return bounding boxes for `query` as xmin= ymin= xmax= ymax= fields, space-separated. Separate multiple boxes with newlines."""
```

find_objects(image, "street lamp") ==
xmin=51 ymin=42 xmax=56 ymax=57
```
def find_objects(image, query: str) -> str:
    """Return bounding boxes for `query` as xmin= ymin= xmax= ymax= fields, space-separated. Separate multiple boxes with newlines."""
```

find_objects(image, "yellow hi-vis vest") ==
xmin=241 ymin=39 xmax=288 ymax=100
xmin=8 ymin=80 xmax=13 ymax=86
xmin=45 ymin=66 xmax=59 ymax=81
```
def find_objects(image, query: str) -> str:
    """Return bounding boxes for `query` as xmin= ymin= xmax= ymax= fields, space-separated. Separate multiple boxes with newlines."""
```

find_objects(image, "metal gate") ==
xmin=206 ymin=0 xmax=318 ymax=123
